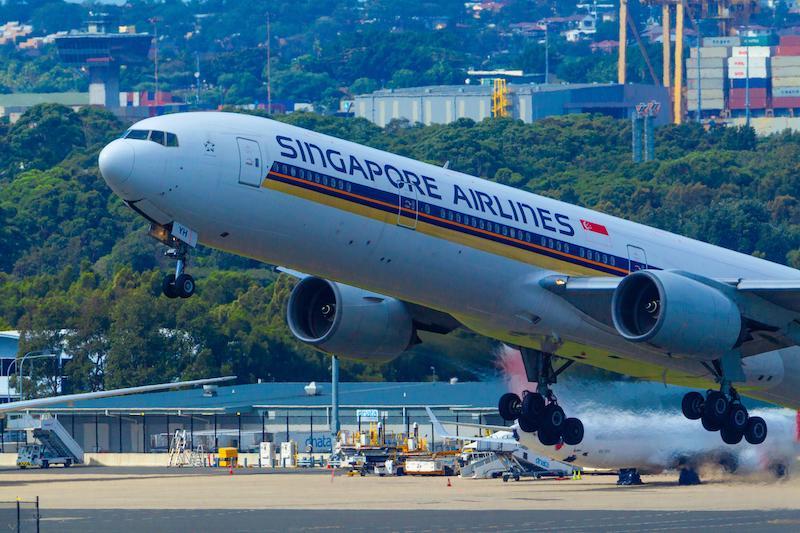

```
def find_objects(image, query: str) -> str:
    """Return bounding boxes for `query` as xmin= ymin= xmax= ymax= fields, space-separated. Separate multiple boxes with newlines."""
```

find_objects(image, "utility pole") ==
xmin=544 ymin=22 xmax=549 ymax=83
xmin=266 ymin=12 xmax=272 ymax=113
xmin=618 ymin=0 xmax=628 ymax=84
xmin=331 ymin=356 xmax=339 ymax=451
xmin=195 ymin=53 xmax=201 ymax=105
xmin=150 ymin=18 xmax=160 ymax=106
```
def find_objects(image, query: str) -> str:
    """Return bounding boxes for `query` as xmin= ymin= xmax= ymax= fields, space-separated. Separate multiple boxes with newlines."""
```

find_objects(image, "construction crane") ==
xmin=619 ymin=1 xmax=761 ymax=125
xmin=492 ymin=78 xmax=510 ymax=118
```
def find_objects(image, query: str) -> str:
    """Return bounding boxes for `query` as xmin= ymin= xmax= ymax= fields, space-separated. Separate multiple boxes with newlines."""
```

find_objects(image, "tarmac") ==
xmin=1 ymin=467 xmax=799 ymax=531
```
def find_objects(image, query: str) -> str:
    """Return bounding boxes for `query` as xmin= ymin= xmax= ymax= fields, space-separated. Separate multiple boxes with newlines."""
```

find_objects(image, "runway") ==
xmin=1 ymin=467 xmax=799 ymax=531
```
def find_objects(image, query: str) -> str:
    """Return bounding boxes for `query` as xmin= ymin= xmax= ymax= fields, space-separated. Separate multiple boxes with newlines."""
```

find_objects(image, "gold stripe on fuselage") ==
xmin=264 ymin=170 xmax=624 ymax=277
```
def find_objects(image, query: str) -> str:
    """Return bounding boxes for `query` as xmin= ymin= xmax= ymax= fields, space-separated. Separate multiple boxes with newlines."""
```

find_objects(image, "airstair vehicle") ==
xmin=9 ymin=414 xmax=84 ymax=468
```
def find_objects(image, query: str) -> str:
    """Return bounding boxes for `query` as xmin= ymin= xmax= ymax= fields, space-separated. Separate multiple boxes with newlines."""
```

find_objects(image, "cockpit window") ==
xmin=125 ymin=129 xmax=149 ymax=140
xmin=123 ymin=129 xmax=179 ymax=147
xmin=149 ymin=130 xmax=165 ymax=145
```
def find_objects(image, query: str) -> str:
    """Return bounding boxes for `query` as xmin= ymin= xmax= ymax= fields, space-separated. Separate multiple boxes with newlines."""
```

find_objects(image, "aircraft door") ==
xmin=397 ymin=187 xmax=418 ymax=230
xmin=237 ymin=137 xmax=264 ymax=187
xmin=627 ymin=245 xmax=648 ymax=272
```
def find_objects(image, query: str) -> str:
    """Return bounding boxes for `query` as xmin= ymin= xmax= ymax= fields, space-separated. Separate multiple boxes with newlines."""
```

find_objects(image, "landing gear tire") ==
xmin=727 ymin=403 xmax=749 ymax=433
xmin=541 ymin=403 xmax=566 ymax=432
xmin=517 ymin=413 xmax=539 ymax=433
xmin=162 ymin=274 xmax=179 ymax=299
xmin=701 ymin=412 xmax=722 ymax=432
xmin=720 ymin=425 xmax=744 ymax=445
xmin=522 ymin=392 xmax=545 ymax=419
xmin=562 ymin=417 xmax=584 ymax=446
xmin=537 ymin=426 xmax=561 ymax=446
xmin=498 ymin=393 xmax=522 ymax=421
xmin=681 ymin=391 xmax=704 ymax=420
xmin=744 ymin=416 xmax=768 ymax=445
xmin=704 ymin=391 xmax=729 ymax=426
xmin=176 ymin=273 xmax=195 ymax=298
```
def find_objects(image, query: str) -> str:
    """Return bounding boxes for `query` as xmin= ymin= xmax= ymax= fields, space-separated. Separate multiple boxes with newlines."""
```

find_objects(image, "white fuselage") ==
xmin=516 ymin=408 xmax=800 ymax=475
xmin=98 ymin=112 xmax=800 ymax=408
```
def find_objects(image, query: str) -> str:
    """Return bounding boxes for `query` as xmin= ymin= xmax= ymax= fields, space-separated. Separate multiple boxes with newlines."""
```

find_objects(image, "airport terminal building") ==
xmin=0 ymin=381 xmax=508 ymax=455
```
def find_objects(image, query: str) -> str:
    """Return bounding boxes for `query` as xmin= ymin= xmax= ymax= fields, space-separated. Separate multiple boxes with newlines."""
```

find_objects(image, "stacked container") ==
xmin=728 ymin=46 xmax=771 ymax=110
xmin=687 ymin=46 xmax=729 ymax=111
xmin=772 ymin=35 xmax=800 ymax=109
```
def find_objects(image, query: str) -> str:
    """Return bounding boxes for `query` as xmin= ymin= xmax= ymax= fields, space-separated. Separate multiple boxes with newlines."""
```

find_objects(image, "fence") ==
xmin=0 ymin=409 xmax=501 ymax=454
xmin=0 ymin=498 xmax=39 ymax=532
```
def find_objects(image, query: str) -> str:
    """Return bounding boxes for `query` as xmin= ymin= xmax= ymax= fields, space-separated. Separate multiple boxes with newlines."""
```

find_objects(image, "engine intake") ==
xmin=611 ymin=270 xmax=742 ymax=360
xmin=287 ymin=277 xmax=415 ymax=362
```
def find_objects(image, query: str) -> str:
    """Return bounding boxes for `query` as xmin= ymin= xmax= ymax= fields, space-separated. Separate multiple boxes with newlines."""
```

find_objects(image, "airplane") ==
xmin=98 ymin=111 xmax=800 ymax=448
xmin=428 ymin=406 xmax=800 ymax=485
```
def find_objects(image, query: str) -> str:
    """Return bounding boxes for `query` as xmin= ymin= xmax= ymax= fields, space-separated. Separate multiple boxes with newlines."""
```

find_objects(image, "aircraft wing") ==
xmin=0 ymin=376 xmax=235 ymax=415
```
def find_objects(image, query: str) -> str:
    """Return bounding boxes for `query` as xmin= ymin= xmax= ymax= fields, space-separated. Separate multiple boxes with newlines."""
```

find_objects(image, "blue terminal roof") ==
xmin=37 ymin=381 xmax=508 ymax=414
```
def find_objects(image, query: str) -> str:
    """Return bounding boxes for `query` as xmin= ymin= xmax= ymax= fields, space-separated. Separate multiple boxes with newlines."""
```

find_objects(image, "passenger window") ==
xmin=149 ymin=130 xmax=165 ymax=145
xmin=125 ymin=129 xmax=149 ymax=140
xmin=166 ymin=132 xmax=179 ymax=147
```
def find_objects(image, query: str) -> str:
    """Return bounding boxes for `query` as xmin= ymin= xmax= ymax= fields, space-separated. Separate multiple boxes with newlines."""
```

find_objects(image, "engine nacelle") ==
xmin=286 ymin=277 xmax=415 ymax=362
xmin=611 ymin=270 xmax=742 ymax=360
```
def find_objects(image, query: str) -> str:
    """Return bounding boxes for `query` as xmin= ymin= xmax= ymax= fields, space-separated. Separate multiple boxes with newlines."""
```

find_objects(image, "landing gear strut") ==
xmin=497 ymin=349 xmax=584 ymax=446
xmin=162 ymin=244 xmax=195 ymax=299
xmin=681 ymin=357 xmax=767 ymax=445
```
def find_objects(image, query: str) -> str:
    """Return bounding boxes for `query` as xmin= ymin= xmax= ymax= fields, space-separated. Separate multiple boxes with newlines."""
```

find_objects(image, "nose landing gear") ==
xmin=498 ymin=349 xmax=584 ymax=446
xmin=162 ymin=244 xmax=195 ymax=299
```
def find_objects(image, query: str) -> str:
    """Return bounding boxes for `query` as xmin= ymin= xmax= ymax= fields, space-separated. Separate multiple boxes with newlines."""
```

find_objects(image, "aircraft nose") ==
xmin=98 ymin=140 xmax=135 ymax=188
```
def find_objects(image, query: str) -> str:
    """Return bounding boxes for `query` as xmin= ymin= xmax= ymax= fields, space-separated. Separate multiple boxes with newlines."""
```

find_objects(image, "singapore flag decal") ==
xmin=580 ymin=219 xmax=609 ymax=236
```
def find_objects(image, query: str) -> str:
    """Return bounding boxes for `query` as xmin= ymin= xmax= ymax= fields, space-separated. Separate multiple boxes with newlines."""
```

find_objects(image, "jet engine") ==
xmin=286 ymin=276 xmax=415 ymax=362
xmin=611 ymin=270 xmax=742 ymax=360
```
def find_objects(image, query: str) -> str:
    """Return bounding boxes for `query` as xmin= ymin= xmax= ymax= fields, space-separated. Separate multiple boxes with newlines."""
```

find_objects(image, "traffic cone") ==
xmin=229 ymin=464 xmax=233 ymax=475
xmin=447 ymin=478 xmax=452 ymax=487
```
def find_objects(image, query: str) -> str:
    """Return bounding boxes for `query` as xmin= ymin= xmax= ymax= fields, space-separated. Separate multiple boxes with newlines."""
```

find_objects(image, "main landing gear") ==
xmin=681 ymin=361 xmax=767 ymax=445
xmin=162 ymin=244 xmax=195 ymax=299
xmin=498 ymin=349 xmax=584 ymax=446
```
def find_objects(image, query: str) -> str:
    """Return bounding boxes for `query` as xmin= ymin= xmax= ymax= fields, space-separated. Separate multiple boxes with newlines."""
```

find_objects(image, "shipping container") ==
xmin=687 ymin=98 xmax=725 ymax=110
xmin=729 ymin=67 xmax=769 ymax=78
xmin=688 ymin=78 xmax=725 ymax=89
xmin=775 ymin=45 xmax=800 ymax=56
xmin=779 ymin=35 xmax=800 ymax=46
xmin=771 ymin=56 xmax=800 ymax=67
xmin=729 ymin=88 xmax=768 ymax=98
xmin=686 ymin=57 xmax=727 ymax=69
xmin=729 ymin=98 xmax=768 ymax=109
xmin=703 ymin=36 xmax=740 ymax=47
xmin=731 ymin=46 xmax=771 ymax=58
xmin=772 ymin=77 xmax=800 ymax=87
xmin=728 ymin=56 xmax=769 ymax=68
xmin=773 ymin=86 xmax=800 ymax=97
xmin=772 ymin=96 xmax=800 ymax=108
xmin=687 ymin=68 xmax=728 ymax=79
xmin=730 ymin=78 xmax=768 ymax=89
xmin=771 ymin=66 xmax=800 ymax=78
xmin=689 ymin=47 xmax=729 ymax=59
xmin=687 ymin=89 xmax=726 ymax=100
xmin=740 ymin=34 xmax=778 ymax=47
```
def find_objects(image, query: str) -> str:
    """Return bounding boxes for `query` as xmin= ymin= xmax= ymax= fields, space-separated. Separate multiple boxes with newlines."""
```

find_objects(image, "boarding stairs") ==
xmin=460 ymin=452 xmax=516 ymax=479
xmin=168 ymin=429 xmax=190 ymax=467
xmin=6 ymin=414 xmax=84 ymax=464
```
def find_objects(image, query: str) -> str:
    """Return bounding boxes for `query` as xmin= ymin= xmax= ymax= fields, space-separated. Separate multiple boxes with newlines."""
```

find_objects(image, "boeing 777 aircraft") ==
xmin=98 ymin=112 xmax=800 ymax=448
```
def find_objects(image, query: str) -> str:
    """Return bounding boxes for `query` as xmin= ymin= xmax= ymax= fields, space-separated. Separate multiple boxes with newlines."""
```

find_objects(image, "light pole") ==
xmin=17 ymin=351 xmax=59 ymax=400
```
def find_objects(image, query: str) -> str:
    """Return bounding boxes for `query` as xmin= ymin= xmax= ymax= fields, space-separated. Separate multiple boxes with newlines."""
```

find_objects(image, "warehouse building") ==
xmin=0 ymin=381 xmax=507 ymax=455
xmin=353 ymin=83 xmax=671 ymax=127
